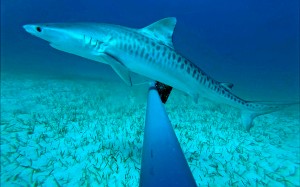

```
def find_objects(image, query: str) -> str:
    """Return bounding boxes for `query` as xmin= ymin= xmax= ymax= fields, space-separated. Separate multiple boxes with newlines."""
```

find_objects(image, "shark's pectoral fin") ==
xmin=103 ymin=53 xmax=132 ymax=86
xmin=110 ymin=62 xmax=132 ymax=86
xmin=139 ymin=17 xmax=177 ymax=48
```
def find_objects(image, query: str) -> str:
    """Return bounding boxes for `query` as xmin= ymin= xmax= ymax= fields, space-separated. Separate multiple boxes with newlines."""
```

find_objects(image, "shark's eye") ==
xmin=36 ymin=27 xmax=42 ymax=32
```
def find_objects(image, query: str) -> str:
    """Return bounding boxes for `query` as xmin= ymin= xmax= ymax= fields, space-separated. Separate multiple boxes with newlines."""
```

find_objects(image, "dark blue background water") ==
xmin=1 ymin=0 xmax=299 ymax=101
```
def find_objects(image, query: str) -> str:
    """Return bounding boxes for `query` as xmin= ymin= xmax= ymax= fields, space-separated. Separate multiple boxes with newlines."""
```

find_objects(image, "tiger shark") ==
xmin=23 ymin=17 xmax=296 ymax=131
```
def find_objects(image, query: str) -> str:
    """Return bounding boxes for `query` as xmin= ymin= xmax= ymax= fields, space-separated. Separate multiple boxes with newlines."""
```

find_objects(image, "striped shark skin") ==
xmin=23 ymin=17 xmax=297 ymax=131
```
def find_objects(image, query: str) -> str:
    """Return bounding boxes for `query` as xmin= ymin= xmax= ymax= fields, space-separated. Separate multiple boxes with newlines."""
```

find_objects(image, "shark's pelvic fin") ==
xmin=139 ymin=17 xmax=177 ymax=48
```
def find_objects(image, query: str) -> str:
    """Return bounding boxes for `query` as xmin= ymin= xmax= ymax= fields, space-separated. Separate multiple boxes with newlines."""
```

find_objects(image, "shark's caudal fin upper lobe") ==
xmin=241 ymin=101 xmax=299 ymax=131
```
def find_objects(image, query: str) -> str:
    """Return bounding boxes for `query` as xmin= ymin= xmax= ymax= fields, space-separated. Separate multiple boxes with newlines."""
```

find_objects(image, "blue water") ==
xmin=1 ymin=0 xmax=299 ymax=186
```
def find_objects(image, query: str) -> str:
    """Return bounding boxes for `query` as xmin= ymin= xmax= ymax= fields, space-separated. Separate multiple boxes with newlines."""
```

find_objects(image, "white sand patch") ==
xmin=1 ymin=72 xmax=299 ymax=186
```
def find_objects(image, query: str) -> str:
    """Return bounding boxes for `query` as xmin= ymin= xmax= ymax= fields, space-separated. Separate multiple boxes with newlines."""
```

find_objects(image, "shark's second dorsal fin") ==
xmin=221 ymin=82 xmax=234 ymax=90
xmin=139 ymin=17 xmax=177 ymax=48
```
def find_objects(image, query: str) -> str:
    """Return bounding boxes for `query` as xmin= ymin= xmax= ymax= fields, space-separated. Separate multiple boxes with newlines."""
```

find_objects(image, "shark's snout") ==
xmin=23 ymin=24 xmax=41 ymax=35
xmin=23 ymin=24 xmax=69 ymax=42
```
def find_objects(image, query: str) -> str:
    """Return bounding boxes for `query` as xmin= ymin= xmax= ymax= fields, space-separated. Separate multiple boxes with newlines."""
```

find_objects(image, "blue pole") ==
xmin=140 ymin=83 xmax=197 ymax=187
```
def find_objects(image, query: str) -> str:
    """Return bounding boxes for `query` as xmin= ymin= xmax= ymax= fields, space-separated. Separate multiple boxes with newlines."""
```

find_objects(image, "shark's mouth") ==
xmin=49 ymin=43 xmax=72 ymax=53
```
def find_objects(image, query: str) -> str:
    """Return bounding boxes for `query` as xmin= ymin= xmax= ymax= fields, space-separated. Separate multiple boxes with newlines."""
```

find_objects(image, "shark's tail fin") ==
xmin=241 ymin=101 xmax=299 ymax=131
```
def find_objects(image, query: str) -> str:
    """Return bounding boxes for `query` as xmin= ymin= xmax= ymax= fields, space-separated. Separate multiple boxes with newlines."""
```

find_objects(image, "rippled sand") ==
xmin=1 ymin=73 xmax=299 ymax=186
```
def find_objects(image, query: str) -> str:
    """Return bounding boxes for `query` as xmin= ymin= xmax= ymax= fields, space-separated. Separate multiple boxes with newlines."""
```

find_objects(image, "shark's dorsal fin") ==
xmin=139 ymin=17 xmax=177 ymax=48
xmin=221 ymin=82 xmax=234 ymax=90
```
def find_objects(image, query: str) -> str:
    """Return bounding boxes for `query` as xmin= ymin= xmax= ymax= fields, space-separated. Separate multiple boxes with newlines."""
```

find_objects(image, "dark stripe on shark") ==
xmin=141 ymin=48 xmax=145 ymax=57
xmin=168 ymin=52 xmax=171 ymax=60
xmin=135 ymin=49 xmax=139 ymax=56
xmin=193 ymin=69 xmax=197 ymax=78
xmin=178 ymin=57 xmax=182 ymax=63
xmin=180 ymin=63 xmax=184 ymax=69
xmin=162 ymin=47 xmax=166 ymax=57
xmin=145 ymin=53 xmax=149 ymax=60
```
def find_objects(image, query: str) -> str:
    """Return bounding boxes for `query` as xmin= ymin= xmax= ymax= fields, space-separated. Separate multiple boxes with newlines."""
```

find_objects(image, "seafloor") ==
xmin=1 ymin=72 xmax=299 ymax=187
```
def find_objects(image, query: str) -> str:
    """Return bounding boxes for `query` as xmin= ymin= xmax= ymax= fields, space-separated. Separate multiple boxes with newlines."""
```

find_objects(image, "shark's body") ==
xmin=23 ymin=17 xmax=296 ymax=131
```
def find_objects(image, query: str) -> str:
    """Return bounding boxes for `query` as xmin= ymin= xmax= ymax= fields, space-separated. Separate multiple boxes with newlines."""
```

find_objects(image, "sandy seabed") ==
xmin=1 ymin=72 xmax=299 ymax=187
